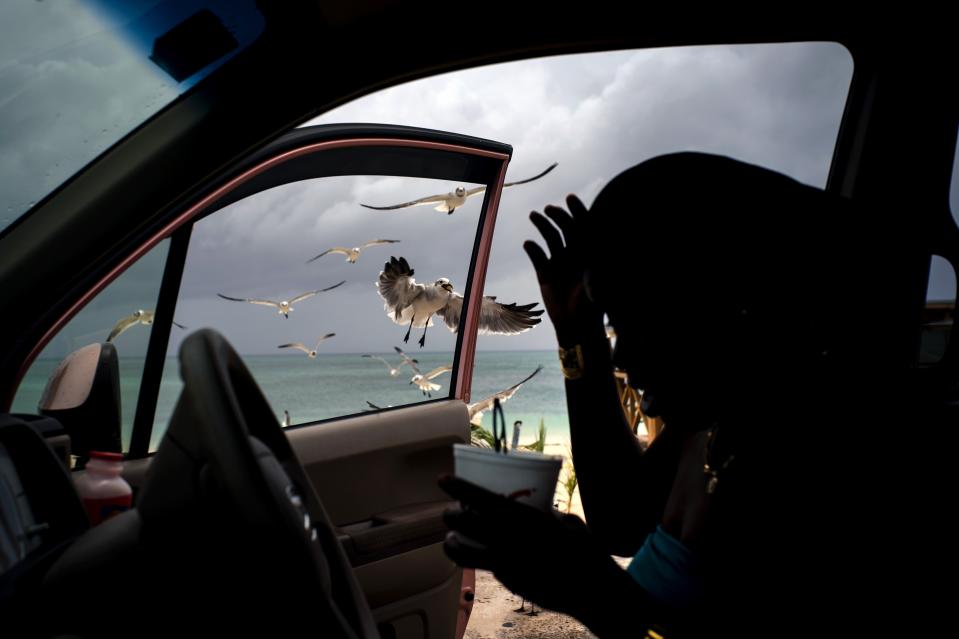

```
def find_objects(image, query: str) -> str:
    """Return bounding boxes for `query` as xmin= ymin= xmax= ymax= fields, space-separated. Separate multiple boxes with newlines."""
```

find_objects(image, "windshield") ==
xmin=0 ymin=0 xmax=265 ymax=234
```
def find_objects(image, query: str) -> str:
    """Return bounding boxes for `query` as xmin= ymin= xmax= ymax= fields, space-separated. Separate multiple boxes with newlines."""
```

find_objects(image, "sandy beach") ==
xmin=464 ymin=570 xmax=597 ymax=639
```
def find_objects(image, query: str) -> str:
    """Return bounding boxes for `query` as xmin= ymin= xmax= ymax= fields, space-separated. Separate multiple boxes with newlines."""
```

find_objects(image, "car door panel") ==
xmin=288 ymin=400 xmax=468 ymax=636
xmin=288 ymin=400 xmax=465 ymax=539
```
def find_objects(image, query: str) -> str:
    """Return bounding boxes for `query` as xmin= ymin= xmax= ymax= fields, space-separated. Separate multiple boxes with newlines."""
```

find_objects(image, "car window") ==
xmin=151 ymin=173 xmax=491 ymax=450
xmin=921 ymin=128 xmax=959 ymax=363
xmin=11 ymin=239 xmax=171 ymax=451
xmin=0 ymin=1 xmax=265 ymax=235
xmin=308 ymin=42 xmax=855 ymax=451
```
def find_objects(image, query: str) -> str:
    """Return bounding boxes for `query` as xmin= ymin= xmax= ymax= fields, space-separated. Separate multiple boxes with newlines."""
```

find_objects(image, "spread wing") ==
xmin=438 ymin=295 xmax=543 ymax=335
xmin=465 ymin=185 xmax=487 ymax=198
xmin=361 ymin=193 xmax=450 ymax=211
xmin=424 ymin=365 xmax=453 ymax=380
xmin=107 ymin=313 xmax=139 ymax=342
xmin=172 ymin=320 xmax=188 ymax=330
xmin=468 ymin=366 xmax=544 ymax=419
xmin=360 ymin=239 xmax=400 ymax=249
xmin=217 ymin=294 xmax=279 ymax=308
xmin=290 ymin=280 xmax=346 ymax=304
xmin=393 ymin=346 xmax=419 ymax=367
xmin=503 ymin=162 xmax=558 ymax=187
xmin=363 ymin=354 xmax=392 ymax=370
xmin=305 ymin=247 xmax=350 ymax=263
xmin=278 ymin=343 xmax=311 ymax=355
xmin=313 ymin=333 xmax=336 ymax=349
xmin=377 ymin=256 xmax=423 ymax=323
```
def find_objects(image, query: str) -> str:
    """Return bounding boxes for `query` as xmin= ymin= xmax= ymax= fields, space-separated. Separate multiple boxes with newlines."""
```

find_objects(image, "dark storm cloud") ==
xmin=303 ymin=42 xmax=856 ymax=351
xmin=35 ymin=42 xmax=860 ymax=356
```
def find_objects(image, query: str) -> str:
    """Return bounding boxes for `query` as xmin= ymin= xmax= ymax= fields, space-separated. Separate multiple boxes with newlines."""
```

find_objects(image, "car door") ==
xmin=8 ymin=123 xmax=514 ymax=638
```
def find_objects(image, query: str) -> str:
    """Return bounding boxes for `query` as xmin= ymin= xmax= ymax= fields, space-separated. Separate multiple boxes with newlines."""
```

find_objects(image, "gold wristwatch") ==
xmin=558 ymin=343 xmax=585 ymax=380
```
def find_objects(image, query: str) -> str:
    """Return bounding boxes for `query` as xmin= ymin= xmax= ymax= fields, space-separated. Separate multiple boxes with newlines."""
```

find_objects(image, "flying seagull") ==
xmin=468 ymin=366 xmax=544 ymax=425
xmin=107 ymin=310 xmax=187 ymax=342
xmin=306 ymin=239 xmax=400 ymax=264
xmin=360 ymin=162 xmax=558 ymax=215
xmin=217 ymin=280 xmax=345 ymax=318
xmin=361 ymin=346 xmax=419 ymax=377
xmin=409 ymin=363 xmax=453 ymax=398
xmin=278 ymin=333 xmax=336 ymax=358
xmin=377 ymin=256 xmax=543 ymax=347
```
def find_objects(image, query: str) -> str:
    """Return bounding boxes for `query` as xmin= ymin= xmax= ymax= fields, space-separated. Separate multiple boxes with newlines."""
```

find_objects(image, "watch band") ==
xmin=558 ymin=343 xmax=585 ymax=380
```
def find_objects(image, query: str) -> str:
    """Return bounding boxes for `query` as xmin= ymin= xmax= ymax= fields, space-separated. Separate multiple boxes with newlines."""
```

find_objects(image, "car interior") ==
xmin=0 ymin=3 xmax=957 ymax=638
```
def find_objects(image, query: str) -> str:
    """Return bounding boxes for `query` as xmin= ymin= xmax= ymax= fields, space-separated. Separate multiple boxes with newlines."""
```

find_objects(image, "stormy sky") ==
xmin=26 ymin=39 xmax=959 ymax=361
xmin=169 ymin=41 xmax=861 ymax=355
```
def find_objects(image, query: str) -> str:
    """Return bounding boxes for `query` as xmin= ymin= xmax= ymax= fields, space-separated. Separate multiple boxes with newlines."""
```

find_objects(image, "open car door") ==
xmin=7 ymin=124 xmax=515 ymax=638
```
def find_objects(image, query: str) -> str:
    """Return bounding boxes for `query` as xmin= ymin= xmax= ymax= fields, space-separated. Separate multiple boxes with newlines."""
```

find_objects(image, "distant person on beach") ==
xmin=441 ymin=152 xmax=904 ymax=636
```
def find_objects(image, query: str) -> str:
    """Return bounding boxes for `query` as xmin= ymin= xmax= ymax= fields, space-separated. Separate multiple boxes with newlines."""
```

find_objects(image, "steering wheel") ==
xmin=137 ymin=329 xmax=379 ymax=637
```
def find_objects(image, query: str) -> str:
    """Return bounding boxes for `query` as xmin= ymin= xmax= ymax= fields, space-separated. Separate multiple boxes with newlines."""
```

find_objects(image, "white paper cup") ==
xmin=453 ymin=443 xmax=563 ymax=512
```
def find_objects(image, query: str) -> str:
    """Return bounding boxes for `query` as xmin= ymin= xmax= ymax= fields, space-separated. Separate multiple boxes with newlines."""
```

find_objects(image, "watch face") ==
xmin=559 ymin=345 xmax=584 ymax=378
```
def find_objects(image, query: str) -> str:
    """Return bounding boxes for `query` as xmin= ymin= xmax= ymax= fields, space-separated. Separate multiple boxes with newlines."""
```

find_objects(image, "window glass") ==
xmin=152 ymin=173 xmax=492 ymax=449
xmin=0 ymin=1 xmax=265 ymax=234
xmin=921 ymin=256 xmax=956 ymax=364
xmin=11 ymin=239 xmax=170 ymax=451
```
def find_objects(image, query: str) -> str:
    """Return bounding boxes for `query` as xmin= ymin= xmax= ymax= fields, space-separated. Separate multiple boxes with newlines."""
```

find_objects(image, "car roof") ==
xmin=0 ymin=3 xmax=955 ymax=400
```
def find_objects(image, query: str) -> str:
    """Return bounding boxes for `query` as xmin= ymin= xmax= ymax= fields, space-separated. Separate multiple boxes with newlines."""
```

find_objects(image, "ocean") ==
xmin=13 ymin=350 xmax=571 ymax=452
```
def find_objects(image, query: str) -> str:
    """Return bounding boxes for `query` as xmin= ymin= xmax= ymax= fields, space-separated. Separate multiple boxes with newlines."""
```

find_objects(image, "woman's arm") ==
xmin=525 ymin=195 xmax=680 ymax=555
xmin=440 ymin=475 xmax=670 ymax=637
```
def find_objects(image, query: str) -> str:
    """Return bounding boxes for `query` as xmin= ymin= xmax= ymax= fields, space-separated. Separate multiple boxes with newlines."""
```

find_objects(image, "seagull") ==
xmin=468 ymin=366 xmax=544 ymax=425
xmin=217 ymin=280 xmax=345 ymax=318
xmin=306 ymin=239 xmax=400 ymax=264
xmin=361 ymin=346 xmax=419 ymax=377
xmin=377 ymin=256 xmax=543 ymax=347
xmin=360 ymin=162 xmax=558 ymax=215
xmin=409 ymin=364 xmax=453 ymax=398
xmin=282 ymin=410 xmax=291 ymax=427
xmin=278 ymin=333 xmax=336 ymax=358
xmin=107 ymin=310 xmax=187 ymax=342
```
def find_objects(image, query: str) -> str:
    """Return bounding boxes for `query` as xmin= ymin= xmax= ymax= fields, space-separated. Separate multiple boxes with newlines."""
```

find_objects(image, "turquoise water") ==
xmin=15 ymin=350 xmax=570 ymax=452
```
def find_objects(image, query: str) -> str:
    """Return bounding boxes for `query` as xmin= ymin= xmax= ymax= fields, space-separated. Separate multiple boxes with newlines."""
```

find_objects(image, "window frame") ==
xmin=10 ymin=125 xmax=514 ymax=458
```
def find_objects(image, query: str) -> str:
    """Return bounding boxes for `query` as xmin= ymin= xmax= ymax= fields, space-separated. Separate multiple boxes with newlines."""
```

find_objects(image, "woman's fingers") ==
xmin=566 ymin=194 xmax=588 ymax=222
xmin=444 ymin=531 xmax=496 ymax=570
xmin=543 ymin=205 xmax=575 ymax=243
xmin=523 ymin=241 xmax=550 ymax=278
xmin=530 ymin=211 xmax=565 ymax=257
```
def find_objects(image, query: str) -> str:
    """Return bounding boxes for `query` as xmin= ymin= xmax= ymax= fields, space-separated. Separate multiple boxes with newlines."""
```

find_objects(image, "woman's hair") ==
xmin=583 ymin=152 xmax=895 ymax=369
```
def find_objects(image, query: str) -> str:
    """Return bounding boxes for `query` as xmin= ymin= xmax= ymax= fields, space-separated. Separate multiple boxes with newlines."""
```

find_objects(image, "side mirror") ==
xmin=38 ymin=343 xmax=122 ymax=460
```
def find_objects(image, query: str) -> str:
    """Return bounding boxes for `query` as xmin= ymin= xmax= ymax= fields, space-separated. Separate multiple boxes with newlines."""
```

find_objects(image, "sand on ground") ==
xmin=462 ymin=444 xmax=631 ymax=638
xmin=464 ymin=570 xmax=596 ymax=639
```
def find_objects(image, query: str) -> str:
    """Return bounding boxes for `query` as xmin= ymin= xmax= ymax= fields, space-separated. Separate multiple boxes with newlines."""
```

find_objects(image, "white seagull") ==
xmin=282 ymin=410 xmax=291 ymax=427
xmin=377 ymin=256 xmax=543 ymax=347
xmin=360 ymin=162 xmax=558 ymax=215
xmin=306 ymin=239 xmax=400 ymax=264
xmin=468 ymin=366 xmax=544 ymax=425
xmin=217 ymin=280 xmax=345 ymax=318
xmin=361 ymin=346 xmax=419 ymax=377
xmin=278 ymin=333 xmax=336 ymax=358
xmin=107 ymin=310 xmax=187 ymax=342
xmin=408 ymin=363 xmax=453 ymax=398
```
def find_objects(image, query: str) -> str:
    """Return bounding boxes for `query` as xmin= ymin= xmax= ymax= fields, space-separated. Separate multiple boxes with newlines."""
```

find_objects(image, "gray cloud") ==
xmin=0 ymin=1 xmax=179 ymax=224
xmin=303 ymin=43 xmax=855 ymax=351
xmin=33 ymin=42 xmax=867 ymax=359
